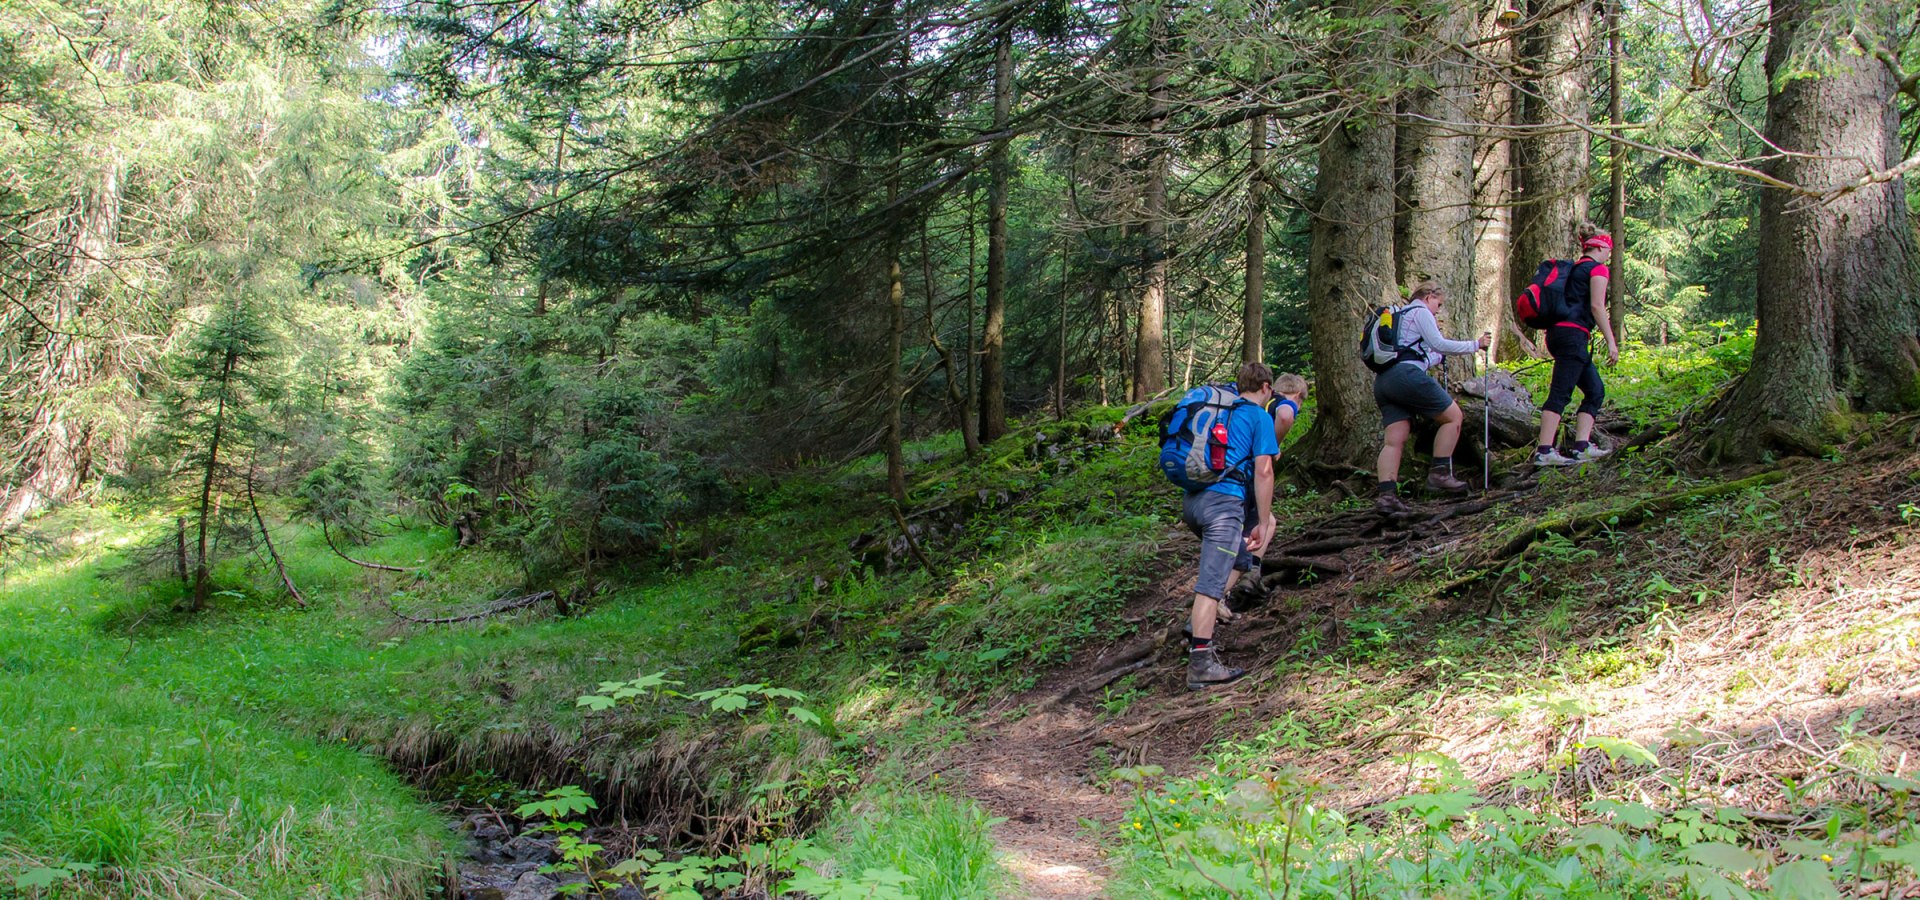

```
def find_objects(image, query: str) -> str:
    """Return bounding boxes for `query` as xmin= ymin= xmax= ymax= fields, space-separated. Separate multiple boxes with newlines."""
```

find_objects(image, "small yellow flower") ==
xmin=69 ymin=727 xmax=77 ymax=732
xmin=1133 ymin=822 xmax=1143 ymax=829
xmin=1820 ymin=854 xmax=1833 ymax=862
xmin=1168 ymin=797 xmax=1178 ymax=804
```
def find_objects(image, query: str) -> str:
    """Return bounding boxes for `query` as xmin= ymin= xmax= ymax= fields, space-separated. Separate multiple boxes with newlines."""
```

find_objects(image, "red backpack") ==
xmin=1514 ymin=259 xmax=1575 ymax=329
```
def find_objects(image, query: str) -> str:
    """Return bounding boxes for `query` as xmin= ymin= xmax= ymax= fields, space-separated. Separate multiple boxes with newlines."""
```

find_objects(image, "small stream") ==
xmin=453 ymin=812 xmax=642 ymax=900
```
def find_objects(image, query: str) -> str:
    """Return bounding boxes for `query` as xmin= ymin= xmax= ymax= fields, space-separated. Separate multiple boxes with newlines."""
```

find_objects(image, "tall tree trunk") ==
xmin=1243 ymin=114 xmax=1267 ymax=364
xmin=1474 ymin=7 xmax=1520 ymax=362
xmin=1298 ymin=109 xmax=1397 ymax=470
xmin=1132 ymin=46 xmax=1171 ymax=401
xmin=1398 ymin=3 xmax=1478 ymax=347
xmin=1605 ymin=0 xmax=1629 ymax=340
xmin=2 ymin=161 xmax=122 ymax=525
xmin=885 ymin=253 xmax=907 ymax=503
xmin=1510 ymin=0 xmax=1593 ymax=326
xmin=1708 ymin=0 xmax=1920 ymax=459
xmin=980 ymin=31 xmax=1012 ymax=442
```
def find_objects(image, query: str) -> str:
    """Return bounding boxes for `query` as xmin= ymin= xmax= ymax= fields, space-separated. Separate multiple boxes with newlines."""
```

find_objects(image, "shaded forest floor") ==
xmin=5 ymin=345 xmax=1920 ymax=897
xmin=939 ymin=419 xmax=1920 ymax=897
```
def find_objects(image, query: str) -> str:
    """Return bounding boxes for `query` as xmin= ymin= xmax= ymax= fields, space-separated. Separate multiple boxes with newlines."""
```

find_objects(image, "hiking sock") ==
xmin=1570 ymin=440 xmax=1591 ymax=453
xmin=1188 ymin=634 xmax=1211 ymax=652
xmin=1536 ymin=445 xmax=1554 ymax=455
xmin=1432 ymin=455 xmax=1453 ymax=476
xmin=1376 ymin=480 xmax=1398 ymax=497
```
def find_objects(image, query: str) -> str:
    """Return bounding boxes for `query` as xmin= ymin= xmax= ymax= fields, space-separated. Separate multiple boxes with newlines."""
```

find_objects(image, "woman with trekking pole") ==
xmin=1531 ymin=223 xmax=1620 ymax=467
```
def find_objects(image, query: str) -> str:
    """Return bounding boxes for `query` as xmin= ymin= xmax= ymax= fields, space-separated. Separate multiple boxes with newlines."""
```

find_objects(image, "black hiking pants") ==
xmin=1543 ymin=326 xmax=1604 ymax=417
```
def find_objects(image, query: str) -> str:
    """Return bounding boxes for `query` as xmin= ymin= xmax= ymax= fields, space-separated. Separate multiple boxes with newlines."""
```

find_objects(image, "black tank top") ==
xmin=1562 ymin=257 xmax=1606 ymax=331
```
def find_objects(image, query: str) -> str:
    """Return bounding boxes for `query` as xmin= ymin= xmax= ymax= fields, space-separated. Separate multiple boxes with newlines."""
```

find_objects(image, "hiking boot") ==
xmin=1565 ymin=443 xmax=1611 ymax=462
xmin=1374 ymin=492 xmax=1412 ymax=515
xmin=1425 ymin=469 xmax=1469 ymax=494
xmin=1186 ymin=648 xmax=1248 ymax=690
xmin=1530 ymin=447 xmax=1578 ymax=468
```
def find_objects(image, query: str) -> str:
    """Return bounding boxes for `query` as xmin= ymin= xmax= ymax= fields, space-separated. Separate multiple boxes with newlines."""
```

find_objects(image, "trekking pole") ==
xmin=1482 ymin=347 xmax=1492 ymax=488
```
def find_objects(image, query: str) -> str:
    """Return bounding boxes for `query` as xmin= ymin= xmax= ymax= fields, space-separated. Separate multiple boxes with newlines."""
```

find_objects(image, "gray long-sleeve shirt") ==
xmin=1395 ymin=304 xmax=1479 ymax=370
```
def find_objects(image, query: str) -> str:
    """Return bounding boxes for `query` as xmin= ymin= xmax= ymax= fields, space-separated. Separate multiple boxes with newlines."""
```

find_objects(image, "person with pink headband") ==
xmin=1531 ymin=223 xmax=1621 ymax=467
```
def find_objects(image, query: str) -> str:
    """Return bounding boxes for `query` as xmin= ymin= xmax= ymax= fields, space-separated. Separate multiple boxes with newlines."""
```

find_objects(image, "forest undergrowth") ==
xmin=4 ymin=344 xmax=1919 ymax=899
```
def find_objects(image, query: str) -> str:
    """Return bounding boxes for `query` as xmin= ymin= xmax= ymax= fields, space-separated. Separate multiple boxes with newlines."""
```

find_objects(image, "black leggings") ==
xmin=1543 ymin=326 xmax=1604 ymax=417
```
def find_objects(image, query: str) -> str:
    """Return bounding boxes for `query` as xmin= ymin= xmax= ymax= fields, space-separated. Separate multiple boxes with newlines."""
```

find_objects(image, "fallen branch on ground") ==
xmin=322 ymin=520 xmax=407 ymax=572
xmin=247 ymin=472 xmax=305 ymax=608
xmin=386 ymin=591 xmax=555 ymax=624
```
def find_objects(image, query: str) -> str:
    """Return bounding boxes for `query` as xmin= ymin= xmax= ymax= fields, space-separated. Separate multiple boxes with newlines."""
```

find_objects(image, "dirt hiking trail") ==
xmin=940 ymin=484 xmax=1519 ymax=898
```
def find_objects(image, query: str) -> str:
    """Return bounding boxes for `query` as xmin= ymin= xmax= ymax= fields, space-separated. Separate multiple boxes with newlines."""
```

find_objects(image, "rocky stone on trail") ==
xmin=462 ymin=812 xmax=513 ymax=846
xmin=503 ymin=871 xmax=559 ymax=900
xmin=500 ymin=834 xmax=559 ymax=863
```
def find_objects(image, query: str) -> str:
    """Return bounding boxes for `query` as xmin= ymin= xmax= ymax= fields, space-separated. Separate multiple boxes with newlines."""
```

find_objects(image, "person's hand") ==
xmin=1606 ymin=342 xmax=1620 ymax=367
xmin=1477 ymin=332 xmax=1493 ymax=350
xmin=1247 ymin=516 xmax=1277 ymax=554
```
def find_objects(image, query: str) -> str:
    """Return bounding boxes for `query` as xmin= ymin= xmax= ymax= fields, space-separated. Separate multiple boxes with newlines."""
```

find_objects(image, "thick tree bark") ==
xmin=1243 ymin=114 xmax=1267 ymax=364
xmin=1472 ymin=7 xmax=1518 ymax=362
xmin=1709 ymin=0 xmax=1920 ymax=459
xmin=980 ymin=32 xmax=1011 ymax=443
xmin=1132 ymin=53 xmax=1171 ymax=401
xmin=1298 ymin=114 xmax=1397 ymax=470
xmin=1510 ymin=0 xmax=1593 ymax=320
xmin=1605 ymin=0 xmax=1629 ymax=339
xmin=1398 ymin=3 xmax=1478 ymax=346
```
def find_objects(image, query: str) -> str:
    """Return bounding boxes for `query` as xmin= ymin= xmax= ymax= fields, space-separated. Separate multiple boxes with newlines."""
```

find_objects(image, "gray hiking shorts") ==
xmin=1374 ymin=362 xmax=1454 ymax=427
xmin=1181 ymin=489 xmax=1246 ymax=601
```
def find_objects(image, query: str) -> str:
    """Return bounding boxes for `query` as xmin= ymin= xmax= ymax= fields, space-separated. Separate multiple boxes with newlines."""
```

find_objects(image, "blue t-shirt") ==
xmin=1202 ymin=399 xmax=1279 ymax=500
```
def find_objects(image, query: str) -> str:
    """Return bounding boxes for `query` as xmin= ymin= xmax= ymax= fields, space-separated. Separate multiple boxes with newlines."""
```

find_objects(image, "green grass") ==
xmin=0 ymin=538 xmax=450 ymax=899
xmin=813 ymin=786 xmax=1003 ymax=898
xmin=0 ymin=410 xmax=1208 ymax=894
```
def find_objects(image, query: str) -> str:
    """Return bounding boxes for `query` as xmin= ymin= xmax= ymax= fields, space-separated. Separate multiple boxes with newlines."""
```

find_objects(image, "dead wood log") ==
xmin=386 ymin=590 xmax=554 ymax=625
xmin=322 ymin=520 xmax=406 ymax=572
xmin=1492 ymin=469 xmax=1788 ymax=560
xmin=1453 ymin=369 xmax=1543 ymax=450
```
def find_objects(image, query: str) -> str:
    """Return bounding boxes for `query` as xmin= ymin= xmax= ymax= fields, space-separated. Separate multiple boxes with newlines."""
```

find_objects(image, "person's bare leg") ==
xmin=1190 ymin=593 xmax=1220 ymax=644
xmin=1536 ymin=410 xmax=1562 ymax=448
xmin=1377 ymin=421 xmax=1410 ymax=483
xmin=1433 ymin=402 xmax=1464 ymax=458
xmin=1574 ymin=412 xmax=1595 ymax=443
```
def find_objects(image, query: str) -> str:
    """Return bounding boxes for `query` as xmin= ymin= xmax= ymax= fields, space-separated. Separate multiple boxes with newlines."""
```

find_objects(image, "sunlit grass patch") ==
xmin=813 ymin=786 xmax=1003 ymax=899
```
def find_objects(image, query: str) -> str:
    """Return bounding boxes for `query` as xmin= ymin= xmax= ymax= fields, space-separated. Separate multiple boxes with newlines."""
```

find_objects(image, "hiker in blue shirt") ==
xmin=1223 ymin=373 xmax=1307 ymax=612
xmin=1178 ymin=361 xmax=1279 ymax=689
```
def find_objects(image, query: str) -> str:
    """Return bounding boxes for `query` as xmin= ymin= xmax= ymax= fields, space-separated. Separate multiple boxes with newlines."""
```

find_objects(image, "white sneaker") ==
xmin=1566 ymin=444 xmax=1611 ymax=462
xmin=1531 ymin=447 xmax=1578 ymax=467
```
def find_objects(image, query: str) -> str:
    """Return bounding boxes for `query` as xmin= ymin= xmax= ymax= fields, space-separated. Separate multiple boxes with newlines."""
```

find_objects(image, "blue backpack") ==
xmin=1156 ymin=385 xmax=1250 ymax=491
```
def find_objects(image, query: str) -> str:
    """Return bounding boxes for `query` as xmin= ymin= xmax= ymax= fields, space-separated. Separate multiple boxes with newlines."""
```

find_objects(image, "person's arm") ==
xmin=1272 ymin=406 xmax=1297 ymax=447
xmin=1591 ymin=271 xmax=1619 ymax=366
xmin=1406 ymin=306 xmax=1480 ymax=356
xmin=1248 ymin=455 xmax=1275 ymax=553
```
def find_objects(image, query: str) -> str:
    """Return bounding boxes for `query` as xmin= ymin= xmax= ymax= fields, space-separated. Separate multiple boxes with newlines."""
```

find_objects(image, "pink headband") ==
xmin=1583 ymin=233 xmax=1614 ymax=250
